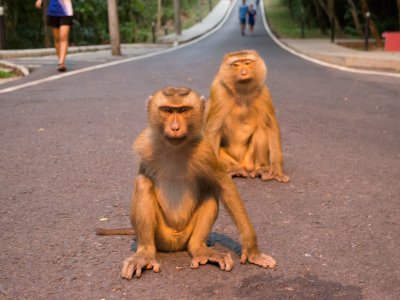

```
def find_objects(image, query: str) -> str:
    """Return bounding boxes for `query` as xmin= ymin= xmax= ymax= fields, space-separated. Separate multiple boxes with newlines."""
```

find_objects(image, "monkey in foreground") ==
xmin=204 ymin=50 xmax=289 ymax=182
xmin=98 ymin=86 xmax=276 ymax=279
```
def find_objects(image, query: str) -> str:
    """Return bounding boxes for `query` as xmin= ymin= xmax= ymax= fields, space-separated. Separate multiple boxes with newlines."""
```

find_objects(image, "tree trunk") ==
xmin=315 ymin=0 xmax=343 ymax=36
xmin=397 ymin=0 xmax=400 ymax=30
xmin=313 ymin=0 xmax=327 ymax=35
xmin=157 ymin=0 xmax=162 ymax=31
xmin=288 ymin=0 xmax=293 ymax=18
xmin=198 ymin=0 xmax=203 ymax=22
xmin=347 ymin=0 xmax=363 ymax=37
xmin=174 ymin=0 xmax=182 ymax=36
xmin=43 ymin=0 xmax=51 ymax=47
xmin=327 ymin=0 xmax=342 ymax=35
xmin=360 ymin=0 xmax=382 ymax=48
xmin=107 ymin=0 xmax=121 ymax=55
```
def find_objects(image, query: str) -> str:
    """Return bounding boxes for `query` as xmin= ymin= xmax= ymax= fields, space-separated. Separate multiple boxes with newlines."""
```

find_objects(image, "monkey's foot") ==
xmin=240 ymin=251 xmax=277 ymax=269
xmin=251 ymin=167 xmax=289 ymax=183
xmin=191 ymin=248 xmax=234 ymax=271
xmin=228 ymin=169 xmax=248 ymax=178
xmin=261 ymin=171 xmax=290 ymax=183
xmin=121 ymin=252 xmax=160 ymax=279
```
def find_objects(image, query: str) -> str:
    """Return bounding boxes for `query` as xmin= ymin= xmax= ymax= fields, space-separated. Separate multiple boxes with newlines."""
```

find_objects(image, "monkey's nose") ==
xmin=171 ymin=120 xmax=180 ymax=131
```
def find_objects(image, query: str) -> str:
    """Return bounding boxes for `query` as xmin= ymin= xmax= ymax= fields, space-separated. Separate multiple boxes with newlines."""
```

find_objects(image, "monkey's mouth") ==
xmin=238 ymin=78 xmax=252 ymax=83
xmin=165 ymin=136 xmax=187 ymax=145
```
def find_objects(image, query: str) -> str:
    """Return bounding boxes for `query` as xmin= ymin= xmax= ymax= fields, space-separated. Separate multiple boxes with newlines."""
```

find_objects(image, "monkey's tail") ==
xmin=95 ymin=228 xmax=136 ymax=236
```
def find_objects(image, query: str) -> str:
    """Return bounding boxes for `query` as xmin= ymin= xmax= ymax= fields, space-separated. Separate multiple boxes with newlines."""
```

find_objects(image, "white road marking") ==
xmin=0 ymin=1 xmax=236 ymax=95
xmin=259 ymin=1 xmax=400 ymax=79
xmin=3 ymin=0 xmax=397 ymax=95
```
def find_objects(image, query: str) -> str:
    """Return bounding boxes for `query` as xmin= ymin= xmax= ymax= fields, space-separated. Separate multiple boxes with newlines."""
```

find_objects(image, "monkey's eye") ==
xmin=160 ymin=107 xmax=173 ymax=115
xmin=244 ymin=61 xmax=252 ymax=66
xmin=232 ymin=62 xmax=241 ymax=68
xmin=177 ymin=107 xmax=191 ymax=115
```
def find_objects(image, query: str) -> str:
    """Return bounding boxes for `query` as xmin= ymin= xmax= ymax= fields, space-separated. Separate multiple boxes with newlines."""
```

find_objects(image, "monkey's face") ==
xmin=221 ymin=50 xmax=267 ymax=89
xmin=230 ymin=59 xmax=256 ymax=83
xmin=159 ymin=105 xmax=191 ymax=145
xmin=148 ymin=87 xmax=205 ymax=146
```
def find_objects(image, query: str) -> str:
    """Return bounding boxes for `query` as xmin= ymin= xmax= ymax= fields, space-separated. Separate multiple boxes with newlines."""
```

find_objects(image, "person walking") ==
xmin=239 ymin=0 xmax=248 ymax=36
xmin=248 ymin=3 xmax=257 ymax=34
xmin=35 ymin=0 xmax=73 ymax=72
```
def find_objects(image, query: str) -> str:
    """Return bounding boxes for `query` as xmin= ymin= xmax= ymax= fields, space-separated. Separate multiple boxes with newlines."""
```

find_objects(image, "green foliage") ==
xmin=265 ymin=0 xmax=400 ymax=39
xmin=0 ymin=69 xmax=14 ymax=78
xmin=2 ymin=0 xmax=218 ymax=49
xmin=2 ymin=0 xmax=43 ymax=49
xmin=265 ymin=0 xmax=324 ymax=38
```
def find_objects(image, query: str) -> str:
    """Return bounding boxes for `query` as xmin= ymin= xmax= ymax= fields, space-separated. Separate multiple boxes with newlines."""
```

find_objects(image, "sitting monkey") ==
xmin=98 ymin=86 xmax=276 ymax=279
xmin=205 ymin=50 xmax=289 ymax=182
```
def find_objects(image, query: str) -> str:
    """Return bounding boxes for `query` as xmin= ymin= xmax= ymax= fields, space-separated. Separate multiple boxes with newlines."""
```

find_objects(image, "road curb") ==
xmin=158 ymin=0 xmax=233 ymax=44
xmin=0 ymin=45 xmax=111 ymax=59
xmin=0 ymin=60 xmax=29 ymax=76
xmin=261 ymin=2 xmax=400 ymax=77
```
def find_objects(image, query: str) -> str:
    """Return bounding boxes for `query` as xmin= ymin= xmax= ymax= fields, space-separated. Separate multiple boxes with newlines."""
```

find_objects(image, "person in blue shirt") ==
xmin=35 ymin=0 xmax=74 ymax=72
xmin=239 ymin=0 xmax=249 ymax=36
xmin=248 ymin=3 xmax=257 ymax=34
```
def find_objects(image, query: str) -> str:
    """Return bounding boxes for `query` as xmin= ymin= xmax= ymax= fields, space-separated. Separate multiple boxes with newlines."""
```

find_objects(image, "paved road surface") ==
xmin=1 ymin=2 xmax=399 ymax=299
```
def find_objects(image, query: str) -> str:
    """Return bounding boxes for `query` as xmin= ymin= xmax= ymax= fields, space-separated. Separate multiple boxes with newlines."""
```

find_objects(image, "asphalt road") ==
xmin=1 ymin=3 xmax=400 ymax=300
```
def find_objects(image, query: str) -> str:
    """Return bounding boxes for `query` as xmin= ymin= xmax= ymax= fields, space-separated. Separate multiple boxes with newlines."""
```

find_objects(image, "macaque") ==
xmin=99 ymin=86 xmax=276 ymax=279
xmin=205 ymin=50 xmax=289 ymax=182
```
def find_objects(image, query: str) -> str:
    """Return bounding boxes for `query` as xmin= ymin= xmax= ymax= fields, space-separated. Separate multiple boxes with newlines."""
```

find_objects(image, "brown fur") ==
xmin=205 ymin=50 xmax=289 ymax=182
xmin=99 ymin=87 xmax=276 ymax=279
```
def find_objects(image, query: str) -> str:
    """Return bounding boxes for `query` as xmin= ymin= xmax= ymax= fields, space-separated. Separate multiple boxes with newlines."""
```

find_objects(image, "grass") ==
xmin=263 ymin=0 xmax=327 ymax=39
xmin=0 ymin=69 xmax=15 ymax=79
xmin=182 ymin=0 xmax=220 ymax=29
xmin=162 ymin=0 xmax=220 ymax=34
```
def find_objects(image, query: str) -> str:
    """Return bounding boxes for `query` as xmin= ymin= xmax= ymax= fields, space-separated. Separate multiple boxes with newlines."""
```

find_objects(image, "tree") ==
xmin=347 ymin=0 xmax=363 ymax=37
xmin=315 ymin=0 xmax=343 ymax=36
xmin=198 ymin=0 xmax=203 ymax=22
xmin=360 ymin=0 xmax=382 ymax=48
xmin=174 ymin=0 xmax=182 ymax=36
xmin=397 ymin=0 xmax=400 ymax=30
xmin=107 ymin=0 xmax=121 ymax=55
xmin=157 ymin=0 xmax=162 ymax=31
xmin=313 ymin=0 xmax=328 ymax=35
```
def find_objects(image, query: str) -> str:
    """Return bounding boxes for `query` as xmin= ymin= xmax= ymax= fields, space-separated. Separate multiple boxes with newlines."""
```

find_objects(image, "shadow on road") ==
xmin=235 ymin=274 xmax=362 ymax=299
xmin=190 ymin=273 xmax=363 ymax=299
xmin=130 ymin=232 xmax=242 ymax=256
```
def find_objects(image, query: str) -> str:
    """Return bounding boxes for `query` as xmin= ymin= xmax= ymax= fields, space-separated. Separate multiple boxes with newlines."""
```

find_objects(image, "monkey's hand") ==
xmin=191 ymin=247 xmax=234 ymax=272
xmin=240 ymin=250 xmax=277 ymax=269
xmin=121 ymin=252 xmax=160 ymax=279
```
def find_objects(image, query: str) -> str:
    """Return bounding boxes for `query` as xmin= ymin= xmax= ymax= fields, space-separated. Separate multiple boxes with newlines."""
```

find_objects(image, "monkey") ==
xmin=204 ymin=50 xmax=289 ymax=183
xmin=98 ymin=86 xmax=276 ymax=279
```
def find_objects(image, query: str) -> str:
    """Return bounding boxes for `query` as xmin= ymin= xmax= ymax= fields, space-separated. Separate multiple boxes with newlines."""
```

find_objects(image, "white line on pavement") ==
xmin=0 ymin=0 xmax=236 ymax=95
xmin=260 ymin=1 xmax=400 ymax=79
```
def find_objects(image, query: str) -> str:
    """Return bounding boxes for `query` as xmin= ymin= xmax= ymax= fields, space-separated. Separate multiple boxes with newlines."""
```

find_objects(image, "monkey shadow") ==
xmin=130 ymin=232 xmax=241 ymax=255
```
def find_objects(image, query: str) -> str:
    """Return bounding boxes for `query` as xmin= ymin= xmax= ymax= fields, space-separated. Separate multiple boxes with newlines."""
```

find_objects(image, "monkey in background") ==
xmin=98 ymin=87 xmax=276 ymax=279
xmin=204 ymin=50 xmax=289 ymax=183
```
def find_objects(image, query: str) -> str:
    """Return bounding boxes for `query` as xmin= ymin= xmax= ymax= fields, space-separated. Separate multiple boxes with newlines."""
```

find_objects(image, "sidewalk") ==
xmin=158 ymin=0 xmax=233 ymax=44
xmin=281 ymin=38 xmax=400 ymax=73
xmin=1 ymin=0 xmax=400 ymax=80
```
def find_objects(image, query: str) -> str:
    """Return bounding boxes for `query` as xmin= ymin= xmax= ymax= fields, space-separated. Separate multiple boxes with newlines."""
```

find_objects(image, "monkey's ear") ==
xmin=146 ymin=95 xmax=153 ymax=111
